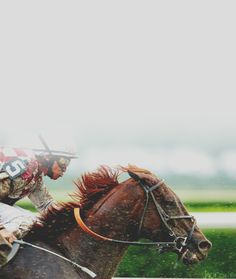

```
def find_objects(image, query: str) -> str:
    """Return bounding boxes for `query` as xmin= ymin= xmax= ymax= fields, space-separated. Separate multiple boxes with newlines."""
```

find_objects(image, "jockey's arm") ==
xmin=0 ymin=177 xmax=11 ymax=202
xmin=0 ymin=177 xmax=11 ymax=235
xmin=28 ymin=176 xmax=58 ymax=213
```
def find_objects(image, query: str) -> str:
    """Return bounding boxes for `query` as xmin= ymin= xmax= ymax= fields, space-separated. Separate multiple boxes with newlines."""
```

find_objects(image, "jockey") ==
xmin=0 ymin=139 xmax=77 ymax=266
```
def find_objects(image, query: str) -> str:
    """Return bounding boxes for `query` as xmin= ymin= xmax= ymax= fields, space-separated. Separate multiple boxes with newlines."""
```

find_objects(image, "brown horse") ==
xmin=0 ymin=165 xmax=212 ymax=279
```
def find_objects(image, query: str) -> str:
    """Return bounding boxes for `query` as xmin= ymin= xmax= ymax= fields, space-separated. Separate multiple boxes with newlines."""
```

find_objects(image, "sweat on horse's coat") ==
xmin=0 ymin=165 xmax=211 ymax=279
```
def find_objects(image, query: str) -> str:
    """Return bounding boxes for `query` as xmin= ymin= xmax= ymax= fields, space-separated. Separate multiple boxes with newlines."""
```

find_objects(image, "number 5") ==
xmin=5 ymin=159 xmax=27 ymax=179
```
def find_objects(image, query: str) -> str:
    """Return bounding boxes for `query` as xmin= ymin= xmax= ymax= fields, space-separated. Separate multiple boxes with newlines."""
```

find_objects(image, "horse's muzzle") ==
xmin=198 ymin=239 xmax=212 ymax=253
xmin=181 ymin=239 xmax=212 ymax=265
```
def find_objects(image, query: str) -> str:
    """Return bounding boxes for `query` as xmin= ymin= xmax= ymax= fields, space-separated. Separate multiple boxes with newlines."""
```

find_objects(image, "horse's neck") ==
xmin=58 ymin=184 xmax=143 ymax=279
xmin=59 ymin=226 xmax=127 ymax=279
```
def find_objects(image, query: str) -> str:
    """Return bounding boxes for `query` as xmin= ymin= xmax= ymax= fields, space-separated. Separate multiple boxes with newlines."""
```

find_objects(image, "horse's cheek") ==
xmin=143 ymin=210 xmax=161 ymax=234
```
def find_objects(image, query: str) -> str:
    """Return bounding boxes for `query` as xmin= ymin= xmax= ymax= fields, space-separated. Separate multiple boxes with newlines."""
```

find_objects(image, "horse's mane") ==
xmin=72 ymin=165 xmax=120 ymax=209
xmin=26 ymin=165 xmax=150 ymax=241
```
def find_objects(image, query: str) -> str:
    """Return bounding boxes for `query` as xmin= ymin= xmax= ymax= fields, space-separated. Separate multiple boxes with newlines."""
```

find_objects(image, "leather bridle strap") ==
xmin=74 ymin=207 xmax=176 ymax=247
xmin=148 ymin=179 xmax=165 ymax=192
xmin=137 ymin=179 xmax=165 ymax=237
xmin=74 ymin=178 xmax=195 ymax=250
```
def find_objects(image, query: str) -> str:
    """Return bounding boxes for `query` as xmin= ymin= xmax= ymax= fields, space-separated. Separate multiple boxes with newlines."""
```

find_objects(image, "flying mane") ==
xmin=72 ymin=165 xmax=119 ymax=209
xmin=26 ymin=165 xmax=148 ymax=241
xmin=73 ymin=164 xmax=152 ymax=209
xmin=26 ymin=165 xmax=151 ymax=241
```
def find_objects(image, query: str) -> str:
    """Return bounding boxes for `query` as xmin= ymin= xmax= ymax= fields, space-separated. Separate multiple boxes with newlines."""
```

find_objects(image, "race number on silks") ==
xmin=2 ymin=159 xmax=27 ymax=179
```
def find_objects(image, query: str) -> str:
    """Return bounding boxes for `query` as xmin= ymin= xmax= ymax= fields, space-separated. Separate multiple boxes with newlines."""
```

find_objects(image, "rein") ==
xmin=74 ymin=178 xmax=196 ymax=252
xmin=14 ymin=240 xmax=96 ymax=278
xmin=74 ymin=207 xmax=176 ymax=248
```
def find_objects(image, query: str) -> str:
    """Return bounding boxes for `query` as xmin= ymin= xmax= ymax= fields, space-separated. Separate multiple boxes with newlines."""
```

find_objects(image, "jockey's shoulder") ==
xmin=0 ymin=147 xmax=40 ymax=180
xmin=0 ymin=147 xmax=36 ymax=162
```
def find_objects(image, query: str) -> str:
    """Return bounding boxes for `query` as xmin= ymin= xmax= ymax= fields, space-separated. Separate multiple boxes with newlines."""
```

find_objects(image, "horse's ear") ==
xmin=127 ymin=170 xmax=159 ymax=186
xmin=127 ymin=171 xmax=141 ymax=182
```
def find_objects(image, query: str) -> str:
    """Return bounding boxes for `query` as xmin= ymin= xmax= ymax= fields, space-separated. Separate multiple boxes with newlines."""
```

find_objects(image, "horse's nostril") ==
xmin=198 ymin=240 xmax=212 ymax=251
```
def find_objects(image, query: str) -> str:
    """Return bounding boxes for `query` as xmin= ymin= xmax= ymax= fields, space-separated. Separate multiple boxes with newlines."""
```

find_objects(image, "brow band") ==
xmin=148 ymin=179 xmax=165 ymax=192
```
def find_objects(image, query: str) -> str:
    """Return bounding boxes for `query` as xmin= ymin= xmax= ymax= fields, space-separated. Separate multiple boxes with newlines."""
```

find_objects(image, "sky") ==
xmin=0 ymin=1 xmax=236 ymax=178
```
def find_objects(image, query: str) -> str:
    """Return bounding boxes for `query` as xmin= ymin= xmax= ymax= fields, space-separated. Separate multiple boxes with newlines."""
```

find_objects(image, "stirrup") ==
xmin=0 ymin=233 xmax=12 ymax=253
xmin=0 ymin=251 xmax=7 ymax=267
xmin=0 ymin=242 xmax=20 ymax=268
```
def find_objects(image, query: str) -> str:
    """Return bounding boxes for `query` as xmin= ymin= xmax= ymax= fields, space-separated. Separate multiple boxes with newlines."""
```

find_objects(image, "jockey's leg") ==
xmin=0 ymin=202 xmax=38 ymax=266
xmin=0 ymin=202 xmax=38 ymax=239
xmin=0 ymin=230 xmax=12 ymax=266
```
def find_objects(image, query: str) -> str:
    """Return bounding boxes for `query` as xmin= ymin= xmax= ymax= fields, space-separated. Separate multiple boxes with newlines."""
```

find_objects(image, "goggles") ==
xmin=57 ymin=157 xmax=70 ymax=172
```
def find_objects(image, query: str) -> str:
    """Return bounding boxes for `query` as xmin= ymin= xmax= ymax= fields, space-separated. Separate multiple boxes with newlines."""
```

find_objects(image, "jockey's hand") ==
xmin=0 ymin=229 xmax=16 ymax=244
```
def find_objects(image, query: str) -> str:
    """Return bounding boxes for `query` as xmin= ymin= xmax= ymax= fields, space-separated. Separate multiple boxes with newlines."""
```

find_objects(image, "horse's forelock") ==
xmin=119 ymin=164 xmax=152 ymax=175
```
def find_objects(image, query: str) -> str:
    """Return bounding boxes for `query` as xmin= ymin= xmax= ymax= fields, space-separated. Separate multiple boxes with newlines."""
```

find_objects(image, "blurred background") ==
xmin=0 ymin=1 xmax=236 ymax=277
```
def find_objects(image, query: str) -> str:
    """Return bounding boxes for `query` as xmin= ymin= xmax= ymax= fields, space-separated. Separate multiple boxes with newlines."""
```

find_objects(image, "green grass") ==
xmin=31 ymin=179 xmax=236 ymax=203
xmin=17 ymin=200 xmax=236 ymax=212
xmin=15 ymin=199 xmax=236 ymax=278
xmin=17 ymin=181 xmax=236 ymax=213
xmin=116 ymin=229 xmax=236 ymax=278
xmin=185 ymin=201 xmax=236 ymax=212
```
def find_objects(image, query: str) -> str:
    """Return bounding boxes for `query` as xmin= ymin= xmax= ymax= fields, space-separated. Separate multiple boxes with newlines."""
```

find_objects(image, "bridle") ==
xmin=136 ymin=178 xmax=196 ymax=253
xmin=12 ymin=176 xmax=196 ymax=279
xmin=74 ymin=177 xmax=196 ymax=253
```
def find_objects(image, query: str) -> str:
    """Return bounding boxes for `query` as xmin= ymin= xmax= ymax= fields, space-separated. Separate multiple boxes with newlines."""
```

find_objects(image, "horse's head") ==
xmin=127 ymin=168 xmax=212 ymax=265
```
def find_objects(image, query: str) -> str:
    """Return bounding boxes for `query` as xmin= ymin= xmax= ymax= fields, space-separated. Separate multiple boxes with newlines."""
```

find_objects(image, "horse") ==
xmin=0 ymin=165 xmax=212 ymax=279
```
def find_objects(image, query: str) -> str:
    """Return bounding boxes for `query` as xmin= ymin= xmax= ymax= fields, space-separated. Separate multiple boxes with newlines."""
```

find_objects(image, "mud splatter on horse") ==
xmin=0 ymin=165 xmax=211 ymax=279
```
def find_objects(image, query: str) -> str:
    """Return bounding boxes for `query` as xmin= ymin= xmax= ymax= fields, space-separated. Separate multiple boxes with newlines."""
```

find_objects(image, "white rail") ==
xmin=193 ymin=212 xmax=236 ymax=228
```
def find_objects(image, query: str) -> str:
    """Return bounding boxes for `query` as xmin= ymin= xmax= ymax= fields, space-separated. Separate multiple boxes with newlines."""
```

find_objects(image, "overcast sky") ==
xmin=1 ymin=1 xmax=236 ymax=176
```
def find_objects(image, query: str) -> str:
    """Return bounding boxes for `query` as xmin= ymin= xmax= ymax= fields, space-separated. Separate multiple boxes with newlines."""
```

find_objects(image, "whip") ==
xmin=14 ymin=239 xmax=96 ymax=278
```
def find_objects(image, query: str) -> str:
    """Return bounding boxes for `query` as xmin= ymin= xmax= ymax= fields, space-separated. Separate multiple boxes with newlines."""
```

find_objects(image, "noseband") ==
xmin=74 ymin=179 xmax=196 ymax=252
xmin=137 ymin=179 xmax=196 ymax=252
